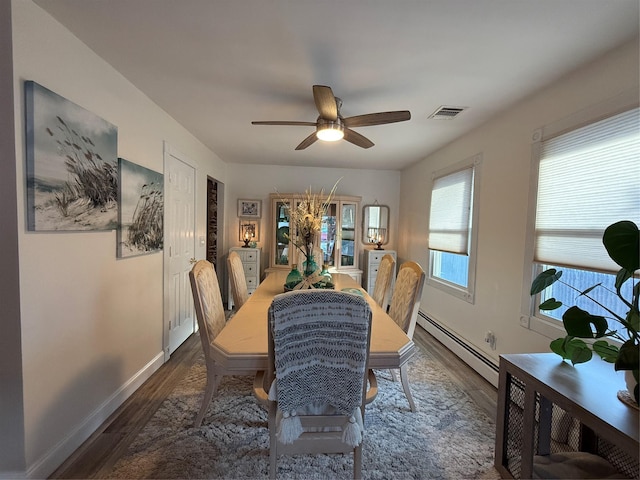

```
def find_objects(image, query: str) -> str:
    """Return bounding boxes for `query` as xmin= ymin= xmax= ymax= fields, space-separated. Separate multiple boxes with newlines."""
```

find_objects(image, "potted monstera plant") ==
xmin=530 ymin=220 xmax=639 ymax=404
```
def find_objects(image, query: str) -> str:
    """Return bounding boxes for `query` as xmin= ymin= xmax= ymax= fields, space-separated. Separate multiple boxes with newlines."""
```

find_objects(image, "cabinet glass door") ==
xmin=339 ymin=203 xmax=356 ymax=267
xmin=320 ymin=203 xmax=337 ymax=267
xmin=274 ymin=201 xmax=290 ymax=266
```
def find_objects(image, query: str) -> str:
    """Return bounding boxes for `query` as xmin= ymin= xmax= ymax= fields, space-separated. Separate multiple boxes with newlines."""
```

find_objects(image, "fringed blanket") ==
xmin=268 ymin=290 xmax=372 ymax=446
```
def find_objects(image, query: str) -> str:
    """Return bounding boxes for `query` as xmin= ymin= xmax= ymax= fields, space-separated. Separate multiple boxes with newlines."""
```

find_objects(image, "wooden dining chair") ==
xmin=227 ymin=251 xmax=249 ymax=310
xmin=371 ymin=253 xmax=396 ymax=311
xmin=254 ymin=290 xmax=378 ymax=479
xmin=189 ymin=259 xmax=228 ymax=427
xmin=387 ymin=261 xmax=426 ymax=412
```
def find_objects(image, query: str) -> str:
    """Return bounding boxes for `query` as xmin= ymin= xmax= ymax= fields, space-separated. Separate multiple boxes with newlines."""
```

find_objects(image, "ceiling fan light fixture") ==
xmin=252 ymin=85 xmax=410 ymax=150
xmin=316 ymin=119 xmax=344 ymax=142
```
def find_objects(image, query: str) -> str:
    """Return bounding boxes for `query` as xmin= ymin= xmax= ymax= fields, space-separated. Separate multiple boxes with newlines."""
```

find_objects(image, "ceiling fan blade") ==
xmin=295 ymin=132 xmax=319 ymax=150
xmin=252 ymin=121 xmax=317 ymax=126
xmin=312 ymin=85 xmax=338 ymax=121
xmin=343 ymin=128 xmax=374 ymax=149
xmin=343 ymin=110 xmax=411 ymax=128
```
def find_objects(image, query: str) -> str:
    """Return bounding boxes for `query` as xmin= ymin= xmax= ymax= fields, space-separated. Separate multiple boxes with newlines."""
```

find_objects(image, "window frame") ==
xmin=520 ymin=90 xmax=639 ymax=338
xmin=427 ymin=153 xmax=482 ymax=303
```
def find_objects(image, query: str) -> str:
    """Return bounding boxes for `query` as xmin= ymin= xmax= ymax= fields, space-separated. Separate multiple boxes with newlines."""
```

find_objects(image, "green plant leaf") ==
xmin=550 ymin=337 xmax=571 ymax=360
xmin=578 ymin=283 xmax=601 ymax=297
xmin=539 ymin=298 xmax=562 ymax=310
xmin=615 ymin=339 xmax=639 ymax=371
xmin=615 ymin=268 xmax=633 ymax=291
xmin=603 ymin=221 xmax=640 ymax=272
xmin=550 ymin=336 xmax=592 ymax=364
xmin=531 ymin=269 xmax=562 ymax=295
xmin=565 ymin=338 xmax=592 ymax=365
xmin=592 ymin=340 xmax=619 ymax=363
xmin=627 ymin=308 xmax=640 ymax=333
xmin=562 ymin=306 xmax=608 ymax=338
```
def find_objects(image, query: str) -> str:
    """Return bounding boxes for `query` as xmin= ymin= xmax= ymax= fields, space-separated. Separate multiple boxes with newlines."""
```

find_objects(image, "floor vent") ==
xmin=428 ymin=105 xmax=466 ymax=120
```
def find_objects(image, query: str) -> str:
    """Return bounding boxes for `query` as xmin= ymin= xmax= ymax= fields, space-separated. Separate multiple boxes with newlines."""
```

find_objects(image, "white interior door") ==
xmin=165 ymin=147 xmax=196 ymax=355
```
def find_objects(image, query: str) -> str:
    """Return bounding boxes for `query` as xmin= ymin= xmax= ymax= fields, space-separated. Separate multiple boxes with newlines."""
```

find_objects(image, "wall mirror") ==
xmin=362 ymin=204 xmax=389 ymax=248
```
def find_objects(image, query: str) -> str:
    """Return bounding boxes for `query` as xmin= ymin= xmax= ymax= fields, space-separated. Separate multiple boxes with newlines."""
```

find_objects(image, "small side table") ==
xmin=494 ymin=353 xmax=638 ymax=479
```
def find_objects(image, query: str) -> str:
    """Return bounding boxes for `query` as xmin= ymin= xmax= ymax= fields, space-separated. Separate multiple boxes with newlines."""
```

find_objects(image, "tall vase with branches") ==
xmin=281 ymin=180 xmax=340 ymax=289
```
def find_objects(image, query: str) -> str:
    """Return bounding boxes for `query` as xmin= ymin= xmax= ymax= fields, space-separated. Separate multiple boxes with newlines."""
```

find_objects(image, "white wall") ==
xmin=225 ymin=163 xmax=401 ymax=279
xmin=1 ymin=1 xmax=26 ymax=477
xmin=10 ymin=1 xmax=227 ymax=477
xmin=399 ymin=39 xmax=639 ymax=370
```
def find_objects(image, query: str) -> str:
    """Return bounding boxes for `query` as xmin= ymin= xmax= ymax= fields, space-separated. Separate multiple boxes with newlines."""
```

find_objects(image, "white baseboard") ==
xmin=25 ymin=351 xmax=165 ymax=480
xmin=417 ymin=312 xmax=499 ymax=388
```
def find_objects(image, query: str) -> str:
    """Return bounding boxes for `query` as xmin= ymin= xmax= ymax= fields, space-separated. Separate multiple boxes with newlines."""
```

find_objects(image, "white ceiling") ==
xmin=33 ymin=0 xmax=639 ymax=171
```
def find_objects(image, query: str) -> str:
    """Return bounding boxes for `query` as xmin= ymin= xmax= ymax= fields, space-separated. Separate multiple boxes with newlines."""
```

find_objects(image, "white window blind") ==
xmin=429 ymin=166 xmax=474 ymax=254
xmin=534 ymin=107 xmax=640 ymax=272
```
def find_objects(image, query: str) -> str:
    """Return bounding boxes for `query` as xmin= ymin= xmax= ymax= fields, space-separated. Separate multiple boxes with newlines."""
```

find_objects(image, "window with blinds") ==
xmin=528 ymin=105 xmax=639 ymax=325
xmin=534 ymin=107 xmax=640 ymax=273
xmin=427 ymin=154 xmax=482 ymax=303
xmin=428 ymin=167 xmax=473 ymax=255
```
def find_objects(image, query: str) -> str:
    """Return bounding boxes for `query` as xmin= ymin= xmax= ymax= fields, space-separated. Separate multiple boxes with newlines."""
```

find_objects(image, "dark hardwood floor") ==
xmin=50 ymin=334 xmax=203 ymax=479
xmin=50 ymin=325 xmax=497 ymax=479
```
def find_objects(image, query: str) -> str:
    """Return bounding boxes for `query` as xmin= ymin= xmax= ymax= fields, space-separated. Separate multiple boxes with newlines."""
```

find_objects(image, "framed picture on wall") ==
xmin=117 ymin=158 xmax=164 ymax=258
xmin=24 ymin=80 xmax=118 ymax=231
xmin=238 ymin=199 xmax=261 ymax=218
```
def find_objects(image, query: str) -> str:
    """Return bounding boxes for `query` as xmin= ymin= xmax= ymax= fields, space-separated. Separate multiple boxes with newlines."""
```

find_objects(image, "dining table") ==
xmin=210 ymin=270 xmax=416 ymax=375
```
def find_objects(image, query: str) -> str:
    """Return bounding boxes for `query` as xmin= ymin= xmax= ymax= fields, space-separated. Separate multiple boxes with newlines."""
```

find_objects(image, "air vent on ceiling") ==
xmin=428 ymin=106 xmax=467 ymax=120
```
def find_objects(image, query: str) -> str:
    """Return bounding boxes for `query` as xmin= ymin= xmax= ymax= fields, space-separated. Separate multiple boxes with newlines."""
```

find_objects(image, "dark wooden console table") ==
xmin=495 ymin=353 xmax=639 ymax=479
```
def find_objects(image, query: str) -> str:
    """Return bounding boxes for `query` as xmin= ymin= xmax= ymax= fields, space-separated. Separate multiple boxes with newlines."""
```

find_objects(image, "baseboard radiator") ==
xmin=417 ymin=311 xmax=500 ymax=388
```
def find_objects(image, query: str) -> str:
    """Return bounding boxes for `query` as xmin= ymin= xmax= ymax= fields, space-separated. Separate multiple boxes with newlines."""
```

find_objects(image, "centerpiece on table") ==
xmin=281 ymin=180 xmax=340 ymax=291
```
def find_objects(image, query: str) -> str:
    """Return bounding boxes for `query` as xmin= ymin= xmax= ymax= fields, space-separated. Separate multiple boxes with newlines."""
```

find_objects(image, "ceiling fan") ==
xmin=252 ymin=85 xmax=411 ymax=150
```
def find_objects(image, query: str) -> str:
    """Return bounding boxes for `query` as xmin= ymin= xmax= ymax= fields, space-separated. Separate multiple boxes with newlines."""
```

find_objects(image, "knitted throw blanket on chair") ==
xmin=269 ymin=290 xmax=372 ymax=446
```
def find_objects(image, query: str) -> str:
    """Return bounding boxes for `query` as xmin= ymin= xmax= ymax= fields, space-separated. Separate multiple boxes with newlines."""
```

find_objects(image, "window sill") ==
xmin=427 ymin=277 xmax=474 ymax=304
xmin=525 ymin=314 xmax=565 ymax=340
xmin=524 ymin=314 xmax=624 ymax=349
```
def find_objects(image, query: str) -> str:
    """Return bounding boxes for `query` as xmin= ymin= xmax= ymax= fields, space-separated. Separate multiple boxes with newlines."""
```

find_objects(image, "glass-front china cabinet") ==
xmin=268 ymin=193 xmax=362 ymax=282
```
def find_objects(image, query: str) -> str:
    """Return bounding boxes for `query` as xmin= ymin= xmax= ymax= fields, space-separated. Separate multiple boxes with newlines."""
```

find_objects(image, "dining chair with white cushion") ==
xmin=371 ymin=253 xmax=396 ymax=311
xmin=227 ymin=251 xmax=249 ymax=310
xmin=189 ymin=259 xmax=228 ymax=427
xmin=254 ymin=290 xmax=378 ymax=479
xmin=387 ymin=261 xmax=426 ymax=412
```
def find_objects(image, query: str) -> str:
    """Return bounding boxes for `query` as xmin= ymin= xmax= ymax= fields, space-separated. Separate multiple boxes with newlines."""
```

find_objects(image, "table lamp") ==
xmin=241 ymin=223 xmax=255 ymax=248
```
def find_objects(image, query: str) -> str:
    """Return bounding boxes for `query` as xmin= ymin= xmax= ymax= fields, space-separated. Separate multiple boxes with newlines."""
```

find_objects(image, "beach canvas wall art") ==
xmin=117 ymin=158 xmax=164 ymax=258
xmin=25 ymin=81 xmax=118 ymax=231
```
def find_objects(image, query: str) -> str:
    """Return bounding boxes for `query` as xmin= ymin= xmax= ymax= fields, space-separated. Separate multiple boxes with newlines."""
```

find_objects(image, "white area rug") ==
xmin=107 ymin=346 xmax=499 ymax=479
